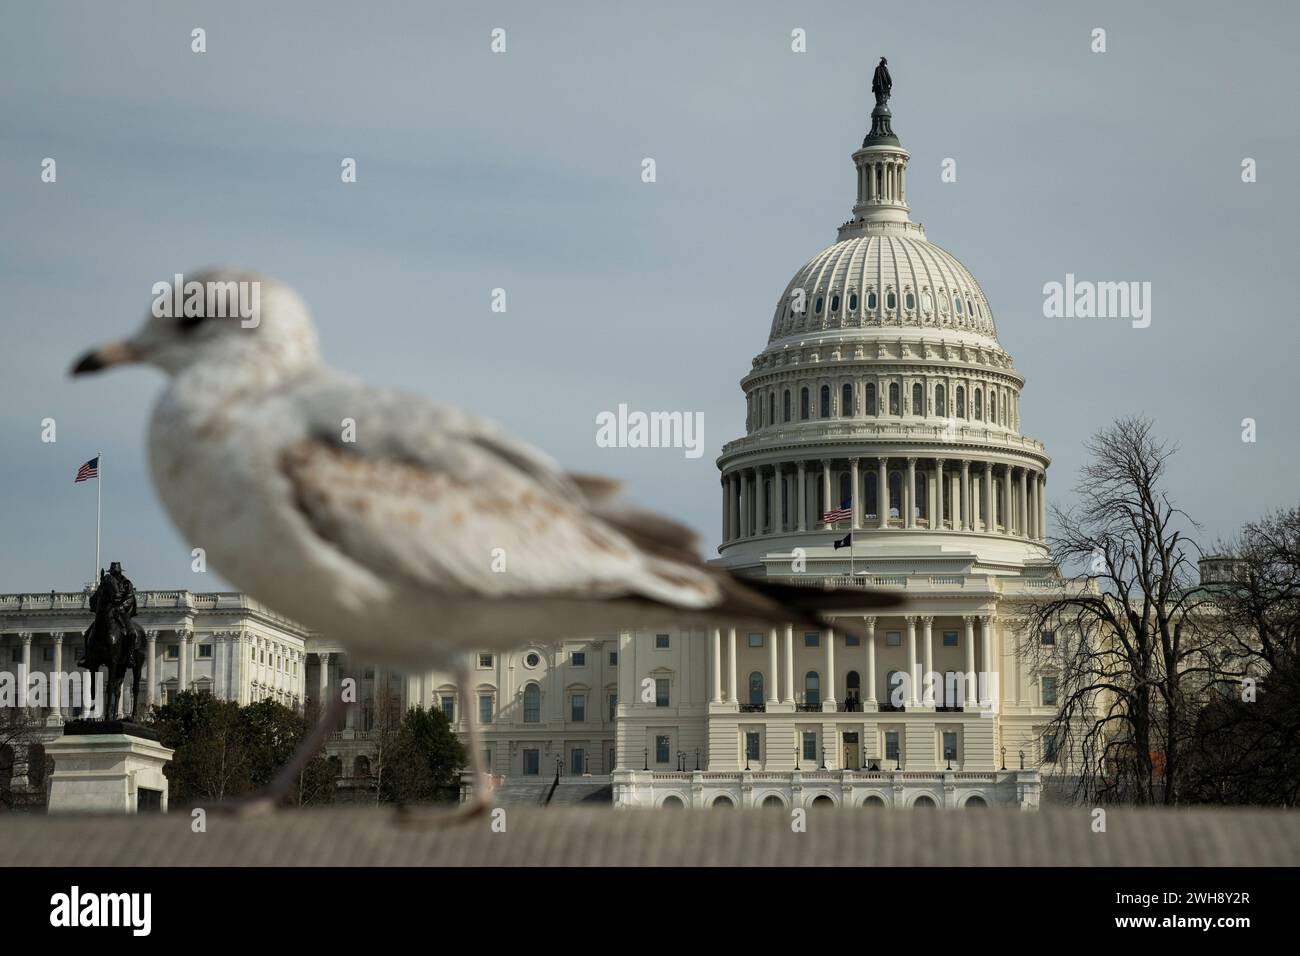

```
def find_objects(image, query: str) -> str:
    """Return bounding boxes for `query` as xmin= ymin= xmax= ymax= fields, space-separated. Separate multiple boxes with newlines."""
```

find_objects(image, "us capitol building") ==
xmin=1 ymin=84 xmax=1067 ymax=811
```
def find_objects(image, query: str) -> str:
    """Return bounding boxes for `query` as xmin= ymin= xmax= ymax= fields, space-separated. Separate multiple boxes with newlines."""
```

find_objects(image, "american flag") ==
xmin=74 ymin=456 xmax=99 ymax=483
xmin=823 ymin=503 xmax=852 ymax=523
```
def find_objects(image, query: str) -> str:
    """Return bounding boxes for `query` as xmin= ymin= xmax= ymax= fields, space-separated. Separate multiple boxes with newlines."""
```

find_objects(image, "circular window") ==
xmin=524 ymin=652 xmax=540 ymax=668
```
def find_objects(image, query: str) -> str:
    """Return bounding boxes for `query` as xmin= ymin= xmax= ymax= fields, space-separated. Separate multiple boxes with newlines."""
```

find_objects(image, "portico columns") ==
xmin=710 ymin=627 xmax=722 ymax=704
xmin=50 ymin=633 xmax=64 ymax=721
xmin=729 ymin=474 xmax=740 ymax=541
xmin=790 ymin=463 xmax=800 ymax=535
xmin=864 ymin=617 xmax=877 ymax=708
xmin=739 ymin=471 xmax=750 ymax=538
xmin=758 ymin=467 xmax=769 ymax=534
xmin=905 ymin=616 xmax=918 ymax=707
xmin=317 ymin=652 xmax=330 ymax=716
xmin=145 ymin=630 xmax=157 ymax=708
xmin=178 ymin=629 xmax=190 ymax=692
xmin=821 ymin=459 xmax=832 ymax=529
xmin=849 ymin=457 xmax=861 ymax=530
xmin=1038 ymin=473 xmax=1047 ymax=539
xmin=935 ymin=458 xmax=946 ymax=528
xmin=979 ymin=616 xmax=993 ymax=707
xmin=983 ymin=461 xmax=994 ymax=532
xmin=960 ymin=460 xmax=971 ymax=531
xmin=921 ymin=616 xmax=934 ymax=707
xmin=824 ymin=626 xmax=836 ymax=709
xmin=775 ymin=464 xmax=786 ymax=533
xmin=1002 ymin=464 xmax=1013 ymax=534
xmin=20 ymin=634 xmax=31 ymax=712
xmin=905 ymin=457 xmax=917 ymax=529
xmin=721 ymin=479 xmax=730 ymax=542
xmin=783 ymin=625 xmax=795 ymax=705
xmin=877 ymin=457 xmax=888 ymax=529
xmin=1028 ymin=474 xmax=1038 ymax=539
xmin=963 ymin=617 xmax=977 ymax=707
xmin=767 ymin=629 xmax=779 ymax=706
xmin=727 ymin=628 xmax=737 ymax=704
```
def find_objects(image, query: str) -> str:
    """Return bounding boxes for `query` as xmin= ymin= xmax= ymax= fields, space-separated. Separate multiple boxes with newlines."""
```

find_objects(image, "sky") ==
xmin=1 ymin=0 xmax=1297 ymax=591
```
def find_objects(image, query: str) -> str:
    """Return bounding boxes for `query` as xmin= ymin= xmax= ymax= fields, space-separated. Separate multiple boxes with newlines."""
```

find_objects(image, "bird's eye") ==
xmin=178 ymin=315 xmax=207 ymax=333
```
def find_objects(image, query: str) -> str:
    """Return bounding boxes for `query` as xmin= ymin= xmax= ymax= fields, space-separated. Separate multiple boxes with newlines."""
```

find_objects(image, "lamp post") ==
xmin=1000 ymin=745 xmax=1007 ymax=771
xmin=795 ymin=743 xmax=801 ymax=771
xmin=643 ymin=747 xmax=648 ymax=771
xmin=695 ymin=748 xmax=700 ymax=772
xmin=1018 ymin=749 xmax=1025 ymax=770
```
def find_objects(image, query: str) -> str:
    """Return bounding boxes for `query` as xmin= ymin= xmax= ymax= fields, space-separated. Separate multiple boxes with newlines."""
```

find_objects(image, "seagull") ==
xmin=72 ymin=269 xmax=900 ymax=815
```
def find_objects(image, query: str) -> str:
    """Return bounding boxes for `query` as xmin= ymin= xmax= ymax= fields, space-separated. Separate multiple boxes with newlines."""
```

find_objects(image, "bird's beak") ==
xmin=70 ymin=340 xmax=140 ymax=376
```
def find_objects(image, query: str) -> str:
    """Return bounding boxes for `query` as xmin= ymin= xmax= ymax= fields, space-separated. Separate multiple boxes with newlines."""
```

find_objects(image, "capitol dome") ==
xmin=717 ymin=79 xmax=1051 ymax=574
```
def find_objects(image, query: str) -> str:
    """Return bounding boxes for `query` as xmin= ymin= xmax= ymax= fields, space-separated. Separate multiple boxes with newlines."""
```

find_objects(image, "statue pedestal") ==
xmin=46 ymin=720 xmax=174 ymax=814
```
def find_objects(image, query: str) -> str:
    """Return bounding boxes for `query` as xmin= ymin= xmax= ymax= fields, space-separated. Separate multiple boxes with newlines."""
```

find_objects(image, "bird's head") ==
xmin=71 ymin=268 xmax=321 ymax=379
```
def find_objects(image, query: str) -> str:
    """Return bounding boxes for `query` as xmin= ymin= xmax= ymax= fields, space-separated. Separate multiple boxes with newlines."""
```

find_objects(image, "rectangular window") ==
xmin=609 ymin=651 xmax=618 ymax=666
xmin=572 ymin=652 xmax=586 ymax=667
xmin=884 ymin=731 xmax=900 ymax=761
xmin=748 ymin=632 xmax=763 ymax=648
xmin=570 ymin=694 xmax=586 ymax=722
xmin=43 ymin=646 xmax=54 ymax=661
xmin=608 ymin=694 xmax=617 ymax=721
xmin=804 ymin=632 xmax=819 ymax=648
xmin=1043 ymin=734 xmax=1058 ymax=763
xmin=609 ymin=748 xmax=616 ymax=771
xmin=479 ymin=694 xmax=493 ymax=724
xmin=802 ymin=731 xmax=817 ymax=761
xmin=655 ymin=735 xmax=670 ymax=764
xmin=943 ymin=730 xmax=958 ymax=761
xmin=440 ymin=695 xmax=456 ymax=723
xmin=523 ymin=749 xmax=540 ymax=775
xmin=886 ymin=631 xmax=902 ymax=647
xmin=655 ymin=678 xmax=669 ymax=707
xmin=943 ymin=630 xmax=958 ymax=647
xmin=1042 ymin=676 xmax=1058 ymax=706
xmin=655 ymin=634 xmax=670 ymax=649
xmin=745 ymin=731 xmax=761 ymax=761
xmin=197 ymin=644 xmax=213 ymax=659
xmin=571 ymin=749 xmax=585 ymax=776
xmin=166 ymin=645 xmax=179 ymax=660
xmin=478 ymin=653 xmax=493 ymax=668
xmin=1041 ymin=630 xmax=1056 ymax=646
xmin=845 ymin=634 xmax=860 ymax=647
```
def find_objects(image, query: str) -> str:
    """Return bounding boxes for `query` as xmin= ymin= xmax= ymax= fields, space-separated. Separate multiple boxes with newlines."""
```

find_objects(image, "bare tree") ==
xmin=369 ymin=689 xmax=406 ymax=804
xmin=1023 ymin=417 xmax=1215 ymax=805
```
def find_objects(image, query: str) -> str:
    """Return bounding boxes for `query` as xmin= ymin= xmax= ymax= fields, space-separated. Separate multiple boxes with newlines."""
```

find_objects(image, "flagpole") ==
xmin=95 ymin=450 xmax=102 ymax=584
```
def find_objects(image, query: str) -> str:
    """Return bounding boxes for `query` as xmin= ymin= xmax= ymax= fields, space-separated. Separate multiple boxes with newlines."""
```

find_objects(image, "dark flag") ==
xmin=833 ymin=532 xmax=852 ymax=549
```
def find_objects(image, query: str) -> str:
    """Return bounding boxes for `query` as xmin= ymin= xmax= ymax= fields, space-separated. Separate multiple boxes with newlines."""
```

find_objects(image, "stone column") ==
xmin=935 ymin=458 xmax=946 ymax=528
xmin=960 ymin=460 xmax=971 ymax=531
xmin=1002 ymin=464 xmax=1013 ymax=534
xmin=983 ymin=462 xmax=994 ymax=533
xmin=721 ymin=479 xmax=730 ymax=542
xmin=849 ymin=457 xmax=861 ymax=530
xmin=877 ymin=457 xmax=888 ymax=528
xmin=1028 ymin=473 xmax=1038 ymax=539
xmin=729 ymin=473 xmax=740 ymax=541
xmin=922 ymin=616 xmax=934 ymax=707
xmin=739 ymin=471 xmax=750 ymax=538
xmin=963 ymin=616 xmax=977 ymax=708
xmin=20 ymin=633 xmax=32 ymax=712
xmin=821 ymin=459 xmax=832 ymax=529
xmin=783 ymin=624 xmax=795 ymax=705
xmin=50 ymin=633 xmax=64 ymax=720
xmin=824 ymin=626 xmax=836 ymax=709
xmin=767 ymin=628 xmax=779 ymax=706
xmin=865 ymin=617 xmax=877 ymax=708
xmin=317 ymin=652 xmax=330 ymax=716
xmin=1018 ymin=467 xmax=1029 ymax=537
xmin=980 ymin=616 xmax=993 ymax=707
xmin=145 ymin=630 xmax=157 ymax=708
xmin=710 ymin=627 xmax=722 ymax=704
xmin=790 ymin=463 xmax=800 ymax=530
xmin=727 ymin=628 xmax=737 ymax=704
xmin=905 ymin=617 xmax=918 ymax=707
xmin=1038 ymin=473 xmax=1047 ymax=540
xmin=775 ymin=464 xmax=786 ymax=533
xmin=178 ymin=629 xmax=190 ymax=692
xmin=905 ymin=457 xmax=917 ymax=529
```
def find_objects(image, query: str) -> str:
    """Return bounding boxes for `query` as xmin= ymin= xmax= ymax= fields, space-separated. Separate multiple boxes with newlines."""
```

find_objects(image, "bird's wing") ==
xmin=275 ymin=376 xmax=719 ymax=607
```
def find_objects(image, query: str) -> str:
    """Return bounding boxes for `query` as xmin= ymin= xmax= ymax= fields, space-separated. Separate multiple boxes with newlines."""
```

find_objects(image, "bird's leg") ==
xmin=223 ymin=690 xmax=346 ymax=816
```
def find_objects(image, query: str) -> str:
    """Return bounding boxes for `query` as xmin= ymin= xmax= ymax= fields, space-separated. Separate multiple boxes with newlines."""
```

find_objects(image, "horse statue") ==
xmin=80 ymin=563 xmax=147 ymax=721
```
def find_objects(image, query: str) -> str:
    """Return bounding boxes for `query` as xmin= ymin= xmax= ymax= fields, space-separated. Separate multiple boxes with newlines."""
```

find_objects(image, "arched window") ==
xmin=819 ymin=385 xmax=831 ymax=418
xmin=867 ymin=291 xmax=878 ymax=311
xmin=830 ymin=294 xmax=840 ymax=313
xmin=865 ymin=472 xmax=878 ymax=518
xmin=804 ymin=671 xmax=820 ymax=707
xmin=922 ymin=290 xmax=933 ymax=312
xmin=888 ymin=472 xmax=902 ymax=517
xmin=523 ymin=683 xmax=541 ymax=722
xmin=915 ymin=472 xmax=927 ymax=519
xmin=956 ymin=386 xmax=966 ymax=418
xmin=912 ymin=382 xmax=923 ymax=416
xmin=866 ymin=382 xmax=877 ymax=415
xmin=839 ymin=474 xmax=851 ymax=509
xmin=886 ymin=290 xmax=897 ymax=310
xmin=848 ymin=292 xmax=858 ymax=312
xmin=965 ymin=795 xmax=988 ymax=807
xmin=327 ymin=755 xmax=343 ymax=778
xmin=914 ymin=795 xmax=937 ymax=807
xmin=862 ymin=795 xmax=886 ymax=807
xmin=974 ymin=389 xmax=983 ymax=420
xmin=800 ymin=387 xmax=810 ymax=420
xmin=967 ymin=298 xmax=974 ymax=316
xmin=905 ymin=291 xmax=916 ymax=311
xmin=935 ymin=383 xmax=946 ymax=416
xmin=712 ymin=795 xmax=735 ymax=808
xmin=353 ymin=755 xmax=371 ymax=777
xmin=748 ymin=671 xmax=764 ymax=707
xmin=841 ymin=383 xmax=854 ymax=417
xmin=815 ymin=295 xmax=824 ymax=315
xmin=783 ymin=389 xmax=791 ymax=422
xmin=888 ymin=382 xmax=900 ymax=415
xmin=662 ymin=795 xmax=685 ymax=807
xmin=988 ymin=392 xmax=996 ymax=424
xmin=846 ymin=670 xmax=861 ymax=709
xmin=954 ymin=295 xmax=963 ymax=316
